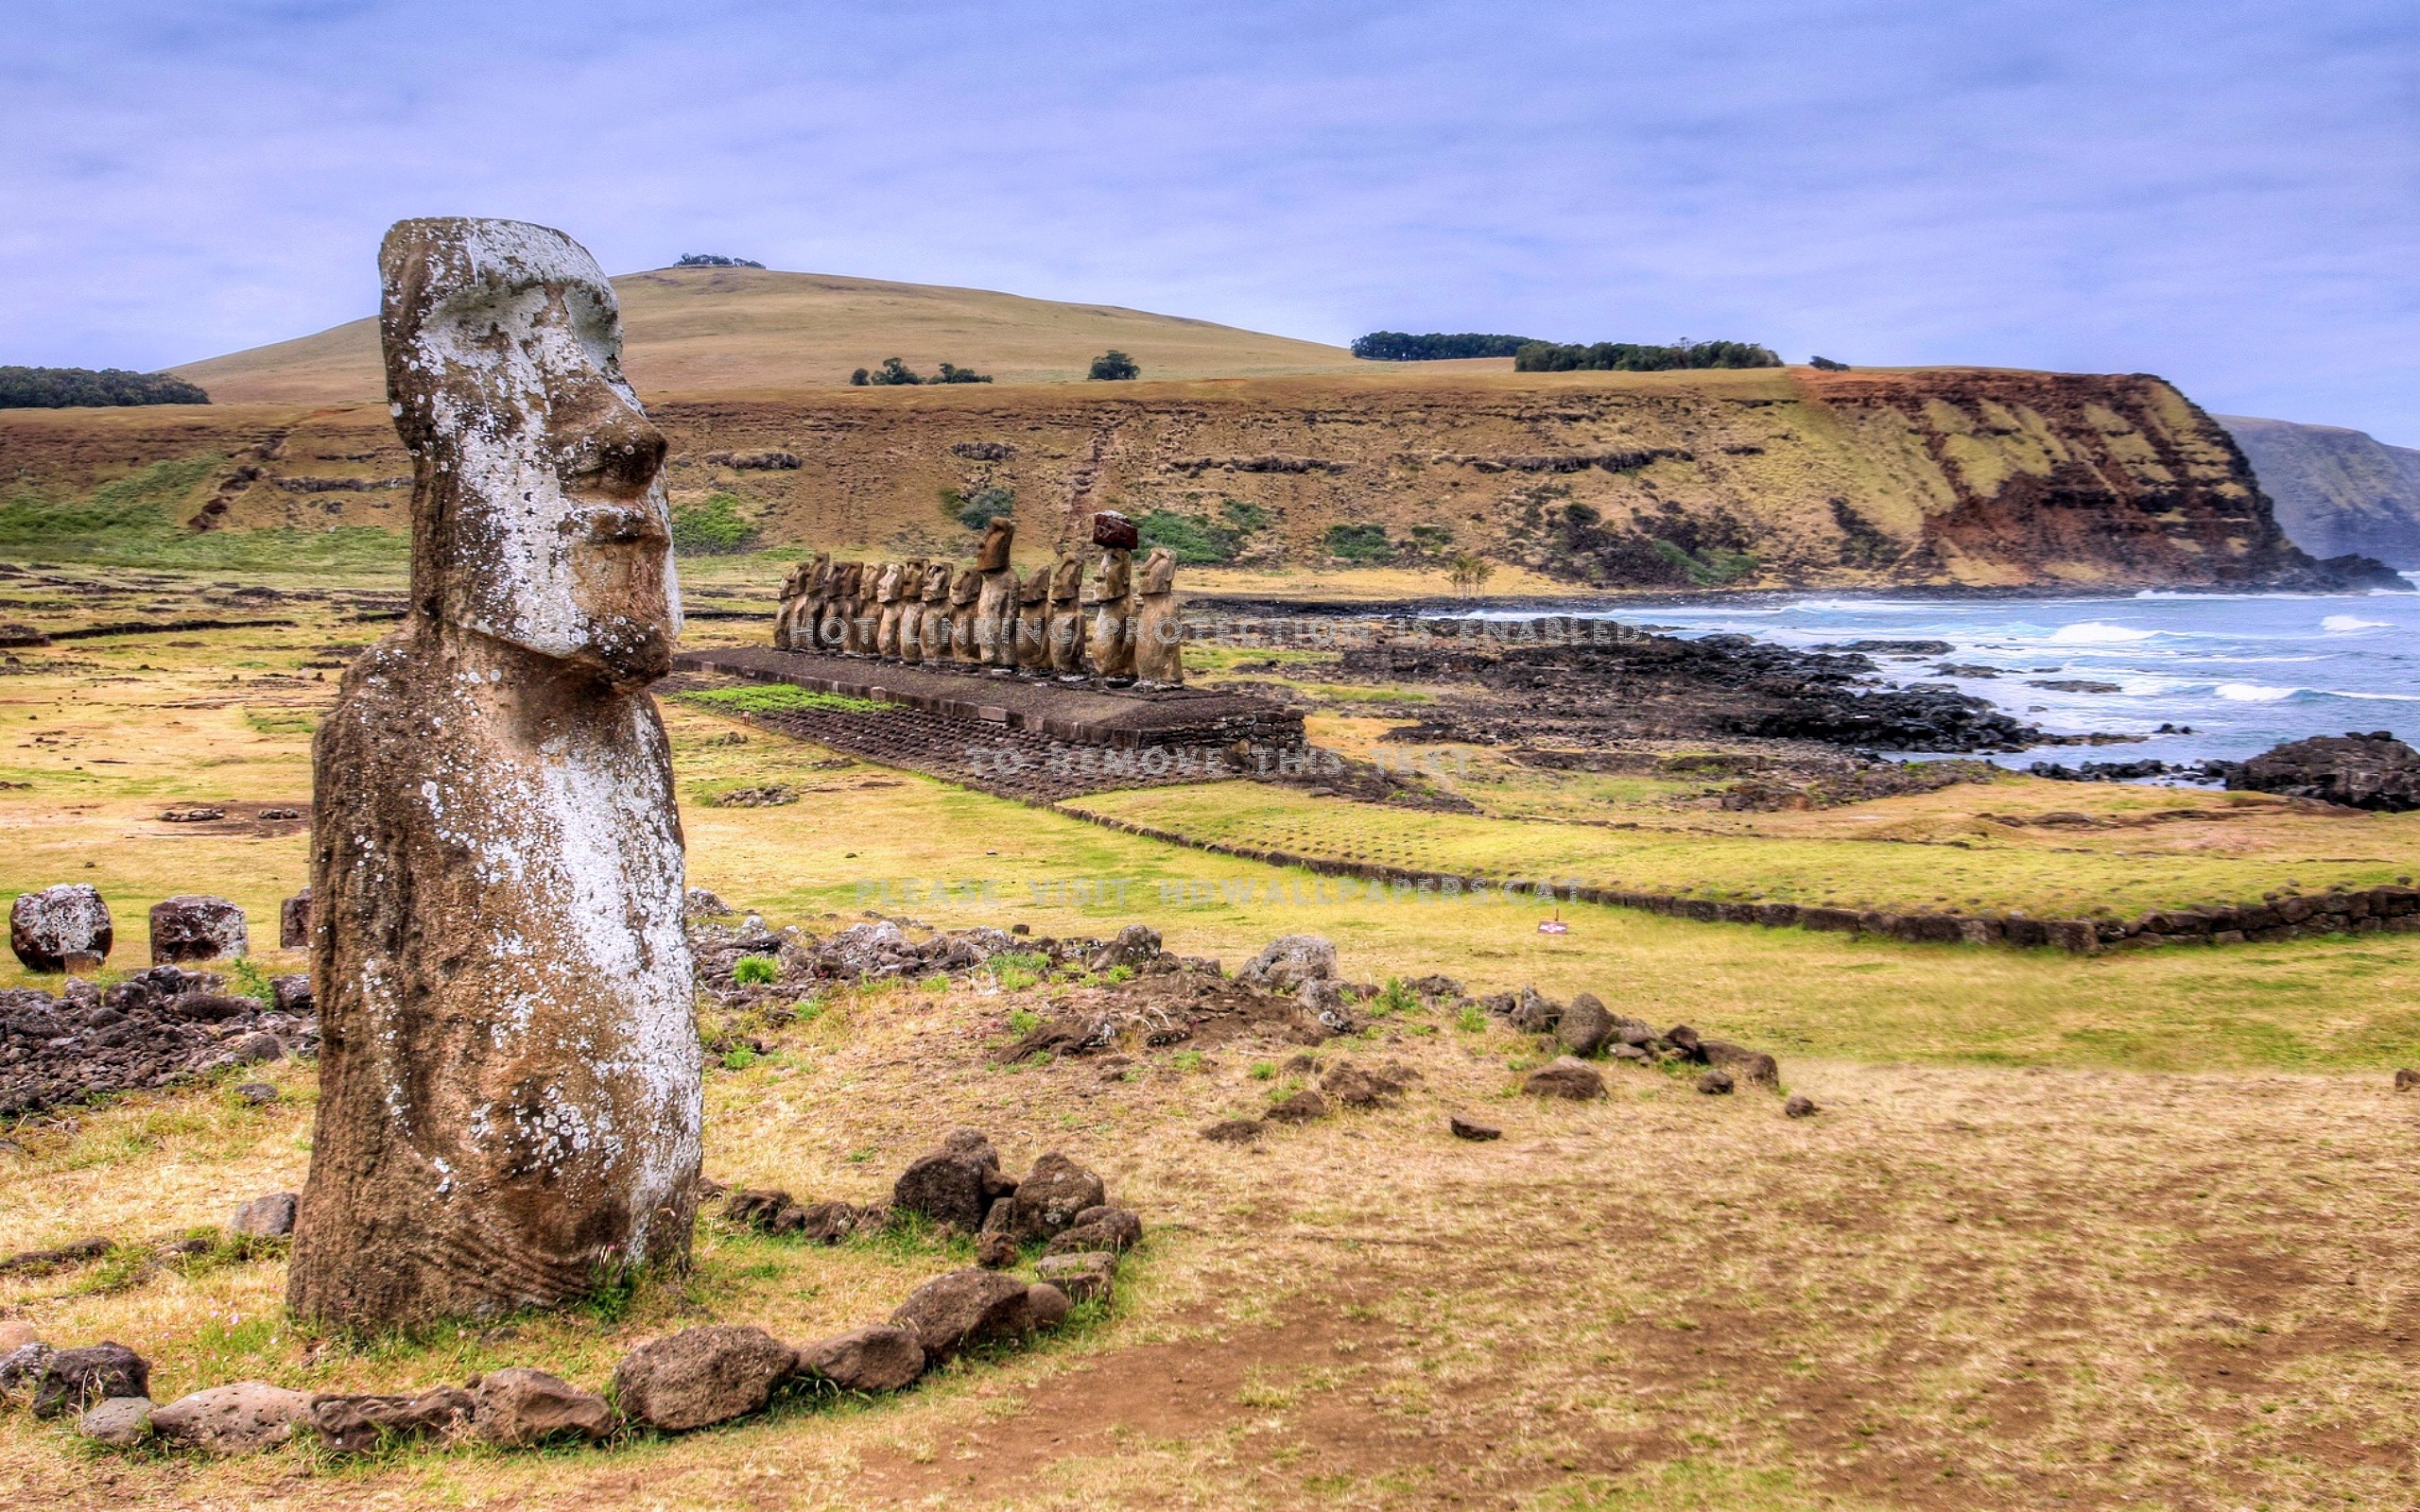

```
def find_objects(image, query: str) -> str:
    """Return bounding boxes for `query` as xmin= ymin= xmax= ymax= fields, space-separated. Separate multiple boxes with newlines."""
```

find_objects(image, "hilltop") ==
xmin=169 ymin=266 xmax=1369 ymax=404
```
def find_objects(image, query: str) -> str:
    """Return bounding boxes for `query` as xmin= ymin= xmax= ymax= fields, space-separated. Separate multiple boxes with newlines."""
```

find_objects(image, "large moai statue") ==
xmin=289 ymin=219 xmax=701 ymax=1329
xmin=1133 ymin=546 xmax=1184 ymax=687
xmin=947 ymin=558 xmax=982 ymax=663
xmin=1047 ymin=552 xmax=1087 ymax=680
xmin=780 ymin=553 xmax=831 ymax=650
xmin=844 ymin=562 xmax=876 ymax=656
xmin=915 ymin=559 xmax=954 ymax=662
xmin=873 ymin=559 xmax=908 ymax=659
xmin=1090 ymin=511 xmax=1139 ymax=684
xmin=772 ymin=555 xmax=816 ymax=650
xmin=1014 ymin=562 xmax=1052 ymax=673
xmin=974 ymin=519 xmax=1017 ymax=670
xmin=822 ymin=561 xmax=859 ymax=654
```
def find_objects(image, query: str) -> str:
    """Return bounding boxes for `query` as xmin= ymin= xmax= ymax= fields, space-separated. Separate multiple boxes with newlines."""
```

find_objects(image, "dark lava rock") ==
xmin=147 ymin=895 xmax=248 ymax=965
xmin=1320 ymin=1061 xmax=1409 ymax=1108
xmin=309 ymin=1387 xmax=475 ymax=1455
xmin=1044 ymin=1206 xmax=1143 ymax=1258
xmin=613 ymin=1324 xmax=798 ymax=1432
xmin=1702 ymin=1040 xmax=1779 ymax=1089
xmin=1026 ymin=1282 xmax=1072 ymax=1331
xmin=1005 ymin=1152 xmax=1106 ymax=1245
xmin=2226 ymin=731 xmax=2420 ymax=811
xmin=1036 ymin=1251 xmax=1117 ymax=1304
xmin=1556 ymin=993 xmax=1614 ymax=1057
xmin=1238 ymin=935 xmax=1338 ymax=990
xmin=796 ymin=1325 xmax=925 ymax=1392
xmin=1449 ymin=1115 xmax=1503 ymax=1141
xmin=230 ymin=1192 xmax=297 ymax=1238
xmin=1523 ymin=1058 xmax=1606 ymax=1100
xmin=233 ymin=1081 xmax=280 ymax=1106
xmin=976 ymin=1230 xmax=1019 ymax=1269
xmin=1511 ymin=986 xmax=1562 ymax=1033
xmin=1087 ymin=924 xmax=1162 ymax=971
xmin=10 ymin=884 xmax=112 ymax=972
xmin=894 ymin=1129 xmax=1019 ymax=1233
xmin=2397 ymin=1069 xmax=2420 ymax=1092
xmin=1698 ymin=1069 xmax=1737 ymax=1095
xmin=890 ymin=1268 xmax=1034 ymax=1362
xmin=1664 ymin=1023 xmax=1704 ymax=1059
xmin=1200 ymin=1117 xmax=1264 ymax=1144
xmin=32 ymin=1342 xmax=149 ymax=1419
xmin=471 ymin=1367 xmax=614 ymax=1447
xmin=1785 ymin=1093 xmax=1820 ymax=1118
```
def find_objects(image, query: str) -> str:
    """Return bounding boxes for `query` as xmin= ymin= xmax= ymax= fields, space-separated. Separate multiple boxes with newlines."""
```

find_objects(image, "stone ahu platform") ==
xmin=667 ymin=647 xmax=1306 ymax=800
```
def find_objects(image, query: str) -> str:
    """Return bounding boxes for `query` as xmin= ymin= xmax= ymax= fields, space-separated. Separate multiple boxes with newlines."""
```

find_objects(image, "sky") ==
xmin=5 ymin=1 xmax=2418 ymax=440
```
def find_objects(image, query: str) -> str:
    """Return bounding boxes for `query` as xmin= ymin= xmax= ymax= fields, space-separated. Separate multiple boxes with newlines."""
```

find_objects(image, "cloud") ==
xmin=5 ymin=0 xmax=2417 ymax=440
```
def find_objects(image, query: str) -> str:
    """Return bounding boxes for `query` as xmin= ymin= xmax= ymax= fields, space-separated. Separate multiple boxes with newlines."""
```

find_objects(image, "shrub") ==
xmin=1323 ymin=524 xmax=1393 ymax=562
xmin=942 ymin=485 xmax=1013 ymax=530
xmin=670 ymin=493 xmax=759 ymax=555
xmin=1512 ymin=339 xmax=1780 ymax=373
xmin=1087 ymin=351 xmax=1140 ymax=381
xmin=0 ymin=366 xmax=209 ymax=408
xmin=1350 ymin=332 xmax=1534 ymax=362
xmin=1809 ymin=355 xmax=1850 ymax=371
xmin=850 ymin=368 xmax=870 ymax=386
xmin=935 ymin=363 xmax=993 ymax=384
xmin=733 ymin=954 xmax=779 ymax=986
xmin=1136 ymin=508 xmax=1240 ymax=565
xmin=868 ymin=357 xmax=924 ymax=386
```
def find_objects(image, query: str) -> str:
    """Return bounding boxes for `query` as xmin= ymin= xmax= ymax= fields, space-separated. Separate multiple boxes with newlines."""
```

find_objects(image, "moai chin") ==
xmin=974 ymin=519 xmax=1017 ymax=670
xmin=289 ymin=218 xmax=701 ymax=1329
xmin=1133 ymin=546 xmax=1183 ymax=687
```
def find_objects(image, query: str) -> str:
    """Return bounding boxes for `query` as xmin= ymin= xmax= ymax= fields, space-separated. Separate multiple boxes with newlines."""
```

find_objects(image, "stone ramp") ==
xmin=662 ymin=674 xmax=1262 ymax=802
xmin=671 ymin=647 xmax=1304 ymax=752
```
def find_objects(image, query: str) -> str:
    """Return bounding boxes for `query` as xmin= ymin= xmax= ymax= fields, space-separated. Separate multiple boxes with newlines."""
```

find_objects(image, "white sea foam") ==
xmin=2322 ymin=614 xmax=2390 ymax=633
xmin=2213 ymin=682 xmax=2298 ymax=702
xmin=2048 ymin=621 xmax=2157 ymax=644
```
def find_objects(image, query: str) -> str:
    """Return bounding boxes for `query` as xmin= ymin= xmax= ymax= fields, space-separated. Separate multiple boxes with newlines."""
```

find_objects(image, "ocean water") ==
xmin=1588 ymin=579 xmax=2420 ymax=767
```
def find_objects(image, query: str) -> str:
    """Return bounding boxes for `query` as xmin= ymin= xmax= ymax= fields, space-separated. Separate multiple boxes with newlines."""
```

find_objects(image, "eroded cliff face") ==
xmin=2219 ymin=414 xmax=2420 ymax=570
xmin=0 ymin=367 xmax=2375 ymax=591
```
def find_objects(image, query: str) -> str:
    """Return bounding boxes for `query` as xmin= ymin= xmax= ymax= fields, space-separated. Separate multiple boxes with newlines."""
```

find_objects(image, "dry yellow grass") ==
xmin=171 ymin=266 xmax=1372 ymax=404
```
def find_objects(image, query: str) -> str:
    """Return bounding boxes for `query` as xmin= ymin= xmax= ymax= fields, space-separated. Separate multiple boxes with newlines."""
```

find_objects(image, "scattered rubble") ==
xmin=0 ymin=965 xmax=316 ymax=1119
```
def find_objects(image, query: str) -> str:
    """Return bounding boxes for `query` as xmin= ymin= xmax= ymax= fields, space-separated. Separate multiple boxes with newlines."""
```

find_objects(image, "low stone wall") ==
xmin=1059 ymin=809 xmax=2420 ymax=954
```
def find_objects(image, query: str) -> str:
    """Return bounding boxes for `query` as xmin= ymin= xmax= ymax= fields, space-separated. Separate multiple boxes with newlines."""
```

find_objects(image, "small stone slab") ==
xmin=310 ymin=1387 xmax=475 ymax=1454
xmin=472 ymin=1367 xmax=614 ymax=1447
xmin=613 ymin=1324 xmax=797 ymax=1432
xmin=151 ymin=1381 xmax=317 ymax=1453
xmin=890 ymin=1268 xmax=1034 ymax=1362
xmin=1448 ymin=1115 xmax=1503 ymax=1142
xmin=796 ymin=1325 xmax=925 ymax=1393
xmin=1035 ymin=1251 xmax=1116 ymax=1305
xmin=1523 ymin=1057 xmax=1605 ymax=1101
xmin=78 ymin=1396 xmax=154 ymax=1446
xmin=230 ymin=1193 xmax=297 ymax=1238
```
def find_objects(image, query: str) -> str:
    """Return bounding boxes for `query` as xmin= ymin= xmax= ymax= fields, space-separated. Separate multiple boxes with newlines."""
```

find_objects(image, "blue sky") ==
xmin=6 ymin=1 xmax=2417 ymax=440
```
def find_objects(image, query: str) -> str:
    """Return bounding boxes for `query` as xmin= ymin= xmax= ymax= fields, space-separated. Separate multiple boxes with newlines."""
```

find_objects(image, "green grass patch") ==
xmin=683 ymin=683 xmax=890 ymax=716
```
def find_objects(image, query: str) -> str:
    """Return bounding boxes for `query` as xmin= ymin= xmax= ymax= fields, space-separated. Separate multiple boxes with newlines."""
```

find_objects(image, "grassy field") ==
xmin=4 ymin=574 xmax=2420 ymax=1509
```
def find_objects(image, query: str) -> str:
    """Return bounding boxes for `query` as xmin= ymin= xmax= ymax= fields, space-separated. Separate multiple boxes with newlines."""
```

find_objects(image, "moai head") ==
xmin=950 ymin=563 xmax=983 ymax=606
xmin=923 ymin=561 xmax=954 ymax=603
xmin=805 ymin=552 xmax=832 ymax=594
xmin=837 ymin=561 xmax=863 ymax=599
xmin=902 ymin=557 xmax=926 ymax=593
xmin=977 ymin=517 xmax=1015 ymax=572
xmin=1049 ymin=552 xmax=1084 ymax=604
xmin=380 ymin=218 xmax=678 ymax=686
xmin=874 ymin=561 xmax=904 ymax=601
xmin=1139 ymin=546 xmax=1176 ymax=594
xmin=1019 ymin=562 xmax=1051 ymax=605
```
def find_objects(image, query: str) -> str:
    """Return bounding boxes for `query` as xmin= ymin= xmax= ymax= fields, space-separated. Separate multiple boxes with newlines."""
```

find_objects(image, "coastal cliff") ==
xmin=2219 ymin=414 xmax=2420 ymax=570
xmin=1 ymin=366 xmax=2395 ymax=592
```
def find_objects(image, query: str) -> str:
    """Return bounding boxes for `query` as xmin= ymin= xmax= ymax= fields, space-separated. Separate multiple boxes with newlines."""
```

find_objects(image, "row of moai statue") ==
xmin=773 ymin=514 xmax=1183 ymax=687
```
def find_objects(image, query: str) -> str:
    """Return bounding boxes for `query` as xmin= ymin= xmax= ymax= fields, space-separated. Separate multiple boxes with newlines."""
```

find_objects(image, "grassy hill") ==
xmin=170 ymin=266 xmax=1369 ymax=404
xmin=2220 ymin=414 xmax=2420 ymax=568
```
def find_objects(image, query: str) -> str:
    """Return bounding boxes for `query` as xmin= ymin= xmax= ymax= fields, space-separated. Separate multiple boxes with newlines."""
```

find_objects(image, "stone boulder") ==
xmin=890 ymin=1268 xmax=1035 ymax=1362
xmin=472 ymin=1367 xmax=614 ymax=1447
xmin=1698 ymin=1069 xmax=1736 ymax=1095
xmin=1785 ymin=1093 xmax=1820 ymax=1118
xmin=1321 ymin=1061 xmax=1409 ymax=1109
xmin=612 ymin=1325 xmax=797 ymax=1432
xmin=1042 ymin=1205 xmax=1142 ymax=1258
xmin=279 ymin=889 xmax=312 ymax=950
xmin=893 ymin=1129 xmax=1019 ymax=1234
xmin=0 ymin=1341 xmax=53 ymax=1406
xmin=1238 ymin=935 xmax=1337 ymax=990
xmin=1663 ymin=1023 xmax=1704 ymax=1060
xmin=77 ymin=1396 xmax=154 ymax=1446
xmin=1523 ymin=1057 xmax=1606 ymax=1101
xmin=796 ymin=1325 xmax=925 ymax=1393
xmin=30 ymin=1342 xmax=148 ymax=1418
xmin=310 ymin=1387 xmax=476 ymax=1454
xmin=147 ymin=895 xmax=248 ymax=965
xmin=10 ymin=885 xmax=113 ymax=972
xmin=1448 ymin=1115 xmax=1502 ymax=1141
xmin=1036 ymin=1251 xmax=1117 ymax=1304
xmin=1005 ymin=1152 xmax=1106 ymax=1246
xmin=1087 ymin=924 xmax=1162 ymax=972
xmin=231 ymin=1193 xmax=298 ymax=1238
xmin=1511 ymin=986 xmax=1562 ymax=1033
xmin=1702 ymin=1040 xmax=1779 ymax=1089
xmin=2227 ymin=731 xmax=2420 ymax=811
xmin=1556 ymin=993 xmax=1614 ymax=1057
xmin=150 ymin=1381 xmax=318 ymax=1453
xmin=1027 ymin=1282 xmax=1071 ymax=1330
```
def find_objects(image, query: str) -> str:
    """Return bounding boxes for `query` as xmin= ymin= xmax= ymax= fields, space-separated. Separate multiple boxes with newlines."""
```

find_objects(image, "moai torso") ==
xmin=1134 ymin=547 xmax=1183 ymax=685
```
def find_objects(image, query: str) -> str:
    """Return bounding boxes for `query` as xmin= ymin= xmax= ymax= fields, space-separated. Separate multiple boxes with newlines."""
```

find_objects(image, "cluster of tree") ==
xmin=1087 ymin=351 xmax=1140 ymax=381
xmin=1350 ymin=332 xmax=1537 ymax=361
xmin=1512 ymin=339 xmax=1781 ymax=373
xmin=0 ymin=367 xmax=209 ymax=409
xmin=1809 ymin=355 xmax=1851 ymax=371
xmin=851 ymin=357 xmax=993 ymax=386
xmin=676 ymin=253 xmax=766 ymax=268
